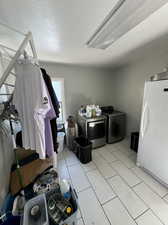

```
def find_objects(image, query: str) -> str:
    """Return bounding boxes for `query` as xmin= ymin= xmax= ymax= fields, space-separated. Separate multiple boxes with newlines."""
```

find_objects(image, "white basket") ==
xmin=23 ymin=194 xmax=49 ymax=225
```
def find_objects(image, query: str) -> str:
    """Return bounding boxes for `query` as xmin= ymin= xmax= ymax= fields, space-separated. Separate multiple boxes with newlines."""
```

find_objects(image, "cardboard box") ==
xmin=10 ymin=149 xmax=53 ymax=195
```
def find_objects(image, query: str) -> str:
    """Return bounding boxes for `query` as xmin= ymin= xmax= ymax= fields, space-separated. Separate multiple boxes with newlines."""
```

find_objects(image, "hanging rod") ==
xmin=1 ymin=67 xmax=17 ymax=76
xmin=0 ymin=44 xmax=17 ymax=52
xmin=10 ymin=72 xmax=16 ymax=76
xmin=0 ymin=49 xmax=13 ymax=59
xmin=0 ymin=93 xmax=12 ymax=95
xmin=1 ymin=54 xmax=13 ymax=60
xmin=4 ymin=83 xmax=15 ymax=87
xmin=0 ymin=21 xmax=26 ymax=36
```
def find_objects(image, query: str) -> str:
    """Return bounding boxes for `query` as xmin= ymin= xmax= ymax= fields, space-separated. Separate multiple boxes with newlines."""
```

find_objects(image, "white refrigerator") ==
xmin=137 ymin=79 xmax=168 ymax=187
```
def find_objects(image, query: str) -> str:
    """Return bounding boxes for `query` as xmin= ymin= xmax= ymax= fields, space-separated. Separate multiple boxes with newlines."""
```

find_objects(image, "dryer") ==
xmin=101 ymin=107 xmax=126 ymax=144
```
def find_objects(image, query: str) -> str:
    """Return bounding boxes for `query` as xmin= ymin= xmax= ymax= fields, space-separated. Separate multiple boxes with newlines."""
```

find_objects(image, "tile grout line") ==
xmin=61 ymin=145 xmax=168 ymax=225
xmin=109 ymin=175 xmax=150 ymax=215
xmin=109 ymin=149 xmax=168 ymax=199
xmin=62 ymin=148 xmax=119 ymax=225
xmin=132 ymin=184 xmax=166 ymax=225
xmin=85 ymin=168 xmax=118 ymax=205
xmin=77 ymin=186 xmax=91 ymax=194
xmin=58 ymin=151 xmax=84 ymax=224
xmin=147 ymin=209 xmax=165 ymax=225
xmin=67 ymin=162 xmax=79 ymax=168
xmin=112 ymin=151 xmax=137 ymax=169
xmin=77 ymin=215 xmax=86 ymax=225
xmin=113 ymin=161 xmax=167 ymax=218
xmin=131 ymin=181 xmax=143 ymax=189
xmin=80 ymin=147 xmax=145 ymax=223
xmin=162 ymin=193 xmax=168 ymax=199
xmin=84 ymin=168 xmax=114 ymax=225
xmin=99 ymin=144 xmax=168 ymax=224
xmin=133 ymin=208 xmax=150 ymax=221
xmin=92 ymin=155 xmax=117 ymax=179
xmin=130 ymin=168 xmax=168 ymax=199
xmin=106 ymin=178 xmax=148 ymax=222
xmin=83 ymin=167 xmax=97 ymax=173
xmin=96 ymin=148 xmax=119 ymax=163
xmin=108 ymin=160 xmax=143 ymax=188
xmin=81 ymin=216 xmax=86 ymax=225
xmin=66 ymin=157 xmax=91 ymax=193
xmin=62 ymin=151 xmax=87 ymax=225
xmin=101 ymin=196 xmax=118 ymax=206
xmin=64 ymin=150 xmax=113 ymax=225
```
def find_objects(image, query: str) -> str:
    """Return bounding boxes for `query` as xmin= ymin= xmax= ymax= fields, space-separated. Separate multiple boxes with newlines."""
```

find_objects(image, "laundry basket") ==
xmin=23 ymin=194 xmax=49 ymax=225
xmin=23 ymin=188 xmax=78 ymax=225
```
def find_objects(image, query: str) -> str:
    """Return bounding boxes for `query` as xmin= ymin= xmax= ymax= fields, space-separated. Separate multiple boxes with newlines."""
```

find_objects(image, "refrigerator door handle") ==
xmin=141 ymin=104 xmax=150 ymax=138
xmin=144 ymin=106 xmax=150 ymax=136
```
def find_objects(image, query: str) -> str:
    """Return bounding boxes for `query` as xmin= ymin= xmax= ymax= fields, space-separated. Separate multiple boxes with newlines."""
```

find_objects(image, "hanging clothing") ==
xmin=0 ymin=121 xmax=14 ymax=208
xmin=16 ymin=131 xmax=22 ymax=147
xmin=44 ymin=94 xmax=56 ymax=157
xmin=41 ymin=68 xmax=60 ymax=153
xmin=50 ymin=118 xmax=58 ymax=153
xmin=40 ymin=68 xmax=60 ymax=117
xmin=0 ymin=122 xmax=14 ymax=208
xmin=13 ymin=59 xmax=55 ymax=159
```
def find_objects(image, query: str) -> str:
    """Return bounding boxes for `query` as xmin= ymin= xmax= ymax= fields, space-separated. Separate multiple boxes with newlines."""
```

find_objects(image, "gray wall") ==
xmin=113 ymin=51 xmax=168 ymax=136
xmin=40 ymin=62 xmax=114 ymax=118
xmin=42 ymin=51 xmax=168 ymax=137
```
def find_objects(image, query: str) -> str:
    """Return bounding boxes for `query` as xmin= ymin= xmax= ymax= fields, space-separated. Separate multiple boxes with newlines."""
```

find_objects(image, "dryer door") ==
xmin=108 ymin=114 xmax=126 ymax=143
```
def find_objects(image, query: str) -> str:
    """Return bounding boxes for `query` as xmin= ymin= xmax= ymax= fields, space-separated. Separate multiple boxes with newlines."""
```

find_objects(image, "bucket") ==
xmin=57 ymin=132 xmax=65 ymax=153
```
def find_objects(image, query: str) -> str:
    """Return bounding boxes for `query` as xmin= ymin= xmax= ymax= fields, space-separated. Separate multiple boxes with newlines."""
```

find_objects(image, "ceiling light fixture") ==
xmin=87 ymin=0 xmax=168 ymax=49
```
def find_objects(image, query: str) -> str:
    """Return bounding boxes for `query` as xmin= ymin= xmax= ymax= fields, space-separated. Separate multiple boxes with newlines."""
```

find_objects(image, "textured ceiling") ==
xmin=0 ymin=0 xmax=168 ymax=68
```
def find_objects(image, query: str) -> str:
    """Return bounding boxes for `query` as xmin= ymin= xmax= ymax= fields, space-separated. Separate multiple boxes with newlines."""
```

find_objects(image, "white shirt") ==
xmin=13 ymin=59 xmax=53 ymax=159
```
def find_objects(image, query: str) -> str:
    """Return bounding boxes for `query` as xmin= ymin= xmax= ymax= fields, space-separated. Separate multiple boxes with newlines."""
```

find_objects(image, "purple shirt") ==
xmin=44 ymin=88 xmax=56 ymax=157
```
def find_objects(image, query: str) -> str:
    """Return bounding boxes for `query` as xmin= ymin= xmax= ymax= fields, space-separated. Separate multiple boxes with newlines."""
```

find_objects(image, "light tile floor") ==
xmin=58 ymin=139 xmax=168 ymax=225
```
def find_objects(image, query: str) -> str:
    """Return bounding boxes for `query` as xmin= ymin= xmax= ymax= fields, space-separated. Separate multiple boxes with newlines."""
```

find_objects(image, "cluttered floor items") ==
xmin=0 ymin=150 xmax=78 ymax=225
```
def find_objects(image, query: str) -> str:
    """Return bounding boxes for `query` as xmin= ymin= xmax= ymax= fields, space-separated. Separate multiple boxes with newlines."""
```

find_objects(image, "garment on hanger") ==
xmin=0 ymin=122 xmax=14 ymax=208
xmin=50 ymin=118 xmax=58 ymax=153
xmin=41 ymin=68 xmax=60 ymax=153
xmin=40 ymin=68 xmax=60 ymax=117
xmin=44 ymin=93 xmax=56 ymax=157
xmin=13 ymin=59 xmax=55 ymax=159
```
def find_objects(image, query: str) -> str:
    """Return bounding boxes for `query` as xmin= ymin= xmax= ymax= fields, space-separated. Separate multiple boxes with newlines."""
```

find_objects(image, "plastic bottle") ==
xmin=59 ymin=179 xmax=71 ymax=200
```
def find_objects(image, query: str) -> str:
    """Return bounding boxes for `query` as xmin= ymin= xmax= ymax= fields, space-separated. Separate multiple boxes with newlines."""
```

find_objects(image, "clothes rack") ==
xmin=0 ymin=44 xmax=17 ymax=53
xmin=0 ymin=21 xmax=26 ymax=36
xmin=0 ymin=23 xmax=39 ymax=197
xmin=0 ymin=32 xmax=38 ymax=90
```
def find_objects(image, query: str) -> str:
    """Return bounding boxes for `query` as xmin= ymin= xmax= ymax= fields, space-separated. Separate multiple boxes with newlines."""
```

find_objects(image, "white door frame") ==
xmin=51 ymin=77 xmax=66 ymax=123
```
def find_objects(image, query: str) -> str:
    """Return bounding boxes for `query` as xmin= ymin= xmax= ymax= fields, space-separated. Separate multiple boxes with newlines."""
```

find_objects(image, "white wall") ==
xmin=113 ymin=51 xmax=168 ymax=136
xmin=40 ymin=62 xmax=114 ymax=118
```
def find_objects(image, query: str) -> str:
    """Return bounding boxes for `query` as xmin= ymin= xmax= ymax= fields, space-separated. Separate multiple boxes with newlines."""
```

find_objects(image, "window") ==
xmin=52 ymin=78 xmax=66 ymax=123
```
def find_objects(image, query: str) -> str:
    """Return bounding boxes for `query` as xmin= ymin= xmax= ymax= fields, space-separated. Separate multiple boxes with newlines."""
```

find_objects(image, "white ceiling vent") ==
xmin=87 ymin=0 xmax=168 ymax=49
